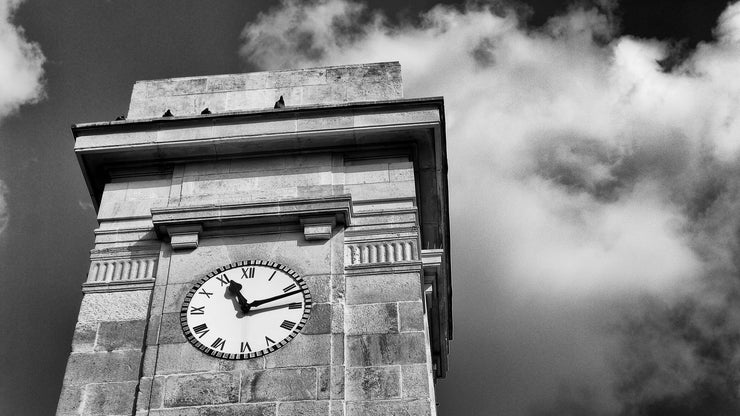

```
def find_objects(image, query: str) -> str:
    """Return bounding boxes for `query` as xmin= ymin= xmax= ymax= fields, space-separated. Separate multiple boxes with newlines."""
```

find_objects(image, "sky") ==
xmin=1 ymin=0 xmax=739 ymax=415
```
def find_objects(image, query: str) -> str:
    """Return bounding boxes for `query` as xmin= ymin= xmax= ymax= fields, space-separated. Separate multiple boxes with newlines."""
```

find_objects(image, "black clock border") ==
xmin=180 ymin=259 xmax=313 ymax=360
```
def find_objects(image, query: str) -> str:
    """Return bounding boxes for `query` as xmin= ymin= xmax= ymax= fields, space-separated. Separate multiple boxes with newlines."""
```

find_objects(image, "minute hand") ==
xmin=249 ymin=290 xmax=303 ymax=308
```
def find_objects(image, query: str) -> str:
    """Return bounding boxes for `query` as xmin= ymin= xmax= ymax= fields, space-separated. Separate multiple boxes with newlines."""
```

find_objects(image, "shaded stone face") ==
xmin=59 ymin=62 xmax=450 ymax=416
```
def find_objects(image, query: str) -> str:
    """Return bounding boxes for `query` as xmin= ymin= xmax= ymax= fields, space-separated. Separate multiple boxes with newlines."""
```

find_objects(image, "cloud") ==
xmin=0 ymin=0 xmax=46 ymax=238
xmin=0 ymin=0 xmax=44 ymax=118
xmin=242 ymin=1 xmax=740 ymax=414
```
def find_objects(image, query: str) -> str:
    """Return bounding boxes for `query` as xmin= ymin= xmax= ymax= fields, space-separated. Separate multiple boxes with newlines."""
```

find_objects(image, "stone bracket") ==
xmin=168 ymin=225 xmax=202 ymax=250
xmin=421 ymin=248 xmax=449 ymax=380
xmin=151 ymin=195 xmax=352 ymax=249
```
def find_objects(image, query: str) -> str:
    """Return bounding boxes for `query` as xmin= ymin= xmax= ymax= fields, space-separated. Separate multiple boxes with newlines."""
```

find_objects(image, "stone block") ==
xmin=63 ymin=350 xmax=142 ymax=385
xmin=303 ymin=274 xmax=330 ymax=303
xmin=398 ymin=301 xmax=425 ymax=332
xmin=78 ymin=290 xmax=151 ymax=323
xmin=344 ymin=180 xmax=416 ymax=202
xmin=331 ymin=334 xmax=344 ymax=364
xmin=402 ymin=364 xmax=430 ymax=399
xmin=318 ymin=366 xmax=331 ymax=399
xmin=160 ymin=283 xmax=192 ymax=313
xmin=95 ymin=319 xmax=146 ymax=351
xmin=331 ymin=400 xmax=345 ymax=416
xmin=155 ymin=343 xmax=221 ymax=375
xmin=345 ymin=366 xmax=400 ymax=400
xmin=56 ymin=384 xmax=83 ymax=414
xmin=302 ymin=303 xmax=331 ymax=334
xmin=346 ymin=399 xmax=431 ymax=416
xmin=265 ymin=334 xmax=331 ymax=368
xmin=157 ymin=312 xmax=186 ymax=344
xmin=163 ymin=371 xmax=239 ymax=407
xmin=219 ymin=356 xmax=265 ymax=372
xmin=346 ymin=303 xmax=398 ymax=335
xmin=332 ymin=303 xmax=344 ymax=334
xmin=345 ymin=273 xmax=421 ymax=305
xmin=278 ymin=400 xmax=330 ymax=415
xmin=81 ymin=381 xmax=138 ymax=415
xmin=149 ymin=403 xmax=276 ymax=416
xmin=331 ymin=365 xmax=345 ymax=399
xmin=241 ymin=367 xmax=317 ymax=402
xmin=344 ymin=165 xmax=390 ymax=185
xmin=346 ymin=332 xmax=426 ymax=367
xmin=72 ymin=321 xmax=98 ymax=352
xmin=136 ymin=377 xmax=153 ymax=411
xmin=331 ymin=273 xmax=345 ymax=302
xmin=389 ymin=162 xmax=414 ymax=182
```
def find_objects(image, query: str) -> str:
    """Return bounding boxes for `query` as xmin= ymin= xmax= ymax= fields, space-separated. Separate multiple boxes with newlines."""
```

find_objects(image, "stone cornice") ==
xmin=151 ymin=195 xmax=352 ymax=249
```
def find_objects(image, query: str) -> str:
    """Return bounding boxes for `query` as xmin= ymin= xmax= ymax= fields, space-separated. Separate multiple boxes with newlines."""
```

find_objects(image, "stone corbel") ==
xmin=167 ymin=225 xmax=202 ymax=250
xmin=300 ymin=216 xmax=336 ymax=241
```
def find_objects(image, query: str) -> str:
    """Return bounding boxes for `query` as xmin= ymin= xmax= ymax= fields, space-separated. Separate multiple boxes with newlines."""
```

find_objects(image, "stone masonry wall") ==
xmin=57 ymin=178 xmax=169 ymax=416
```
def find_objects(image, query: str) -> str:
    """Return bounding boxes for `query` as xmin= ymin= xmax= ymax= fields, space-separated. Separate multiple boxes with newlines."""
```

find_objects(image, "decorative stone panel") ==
xmin=345 ymin=239 xmax=419 ymax=266
xmin=83 ymin=253 xmax=158 ymax=293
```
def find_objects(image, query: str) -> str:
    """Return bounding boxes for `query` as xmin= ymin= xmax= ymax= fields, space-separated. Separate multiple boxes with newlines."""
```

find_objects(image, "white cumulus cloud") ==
xmin=0 ymin=0 xmax=46 ymax=239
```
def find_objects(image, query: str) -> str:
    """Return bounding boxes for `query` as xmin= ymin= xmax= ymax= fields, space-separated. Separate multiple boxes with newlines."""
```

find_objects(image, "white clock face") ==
xmin=181 ymin=260 xmax=311 ymax=359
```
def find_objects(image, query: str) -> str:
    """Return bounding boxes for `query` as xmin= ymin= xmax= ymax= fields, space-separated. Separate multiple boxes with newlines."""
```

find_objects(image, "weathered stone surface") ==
xmin=345 ymin=273 xmax=421 ymax=305
xmin=56 ymin=384 xmax=83 ymax=414
xmin=149 ymin=403 xmax=276 ymax=416
xmin=157 ymin=312 xmax=186 ymax=344
xmin=241 ymin=368 xmax=317 ymax=402
xmin=78 ymin=291 xmax=151 ymax=323
xmin=264 ymin=334 xmax=331 ymax=368
xmin=301 ymin=303 xmax=332 ymax=334
xmin=155 ymin=343 xmax=221 ymax=375
xmin=72 ymin=321 xmax=97 ymax=352
xmin=81 ymin=381 xmax=138 ymax=415
xmin=63 ymin=350 xmax=142 ymax=385
xmin=346 ymin=399 xmax=432 ymax=416
xmin=163 ymin=371 xmax=239 ymax=407
xmin=398 ymin=301 xmax=425 ymax=332
xmin=95 ymin=319 xmax=146 ymax=351
xmin=127 ymin=62 xmax=402 ymax=119
xmin=346 ymin=303 xmax=398 ymax=335
xmin=345 ymin=366 xmax=400 ymax=400
xmin=402 ymin=364 xmax=430 ymax=399
xmin=331 ymin=365 xmax=345 ymax=399
xmin=332 ymin=304 xmax=344 ymax=334
xmin=332 ymin=333 xmax=344 ymax=364
xmin=303 ymin=274 xmax=330 ymax=303
xmin=346 ymin=332 xmax=426 ymax=367
xmin=277 ymin=400 xmax=330 ymax=415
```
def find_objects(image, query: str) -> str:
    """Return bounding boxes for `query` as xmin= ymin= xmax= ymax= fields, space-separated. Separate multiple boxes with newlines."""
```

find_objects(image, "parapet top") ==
xmin=127 ymin=62 xmax=403 ymax=120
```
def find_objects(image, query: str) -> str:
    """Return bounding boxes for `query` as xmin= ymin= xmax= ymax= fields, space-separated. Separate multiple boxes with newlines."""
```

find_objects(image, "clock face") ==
xmin=181 ymin=260 xmax=311 ymax=359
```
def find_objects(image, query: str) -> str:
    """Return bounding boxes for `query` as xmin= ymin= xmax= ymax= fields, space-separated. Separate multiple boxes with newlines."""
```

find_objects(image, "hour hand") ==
xmin=227 ymin=280 xmax=251 ymax=313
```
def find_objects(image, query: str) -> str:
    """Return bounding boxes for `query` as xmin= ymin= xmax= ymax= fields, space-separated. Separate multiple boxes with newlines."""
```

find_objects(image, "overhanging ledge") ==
xmin=151 ymin=195 xmax=352 ymax=249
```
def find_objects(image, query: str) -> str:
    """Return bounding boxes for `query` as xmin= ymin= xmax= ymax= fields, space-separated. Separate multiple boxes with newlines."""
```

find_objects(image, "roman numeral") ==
xmin=268 ymin=271 xmax=277 ymax=281
xmin=193 ymin=323 xmax=209 ymax=338
xmin=198 ymin=289 xmax=213 ymax=298
xmin=241 ymin=267 xmax=255 ymax=279
xmin=216 ymin=274 xmax=230 ymax=286
xmin=265 ymin=336 xmax=275 ymax=346
xmin=240 ymin=341 xmax=251 ymax=353
xmin=288 ymin=302 xmax=302 ymax=310
xmin=211 ymin=337 xmax=226 ymax=351
xmin=280 ymin=320 xmax=296 ymax=330
xmin=282 ymin=283 xmax=297 ymax=293
xmin=190 ymin=306 xmax=205 ymax=315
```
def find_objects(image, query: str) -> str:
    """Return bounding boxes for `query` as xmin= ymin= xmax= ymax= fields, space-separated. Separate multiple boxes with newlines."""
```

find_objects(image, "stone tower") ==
xmin=57 ymin=62 xmax=452 ymax=415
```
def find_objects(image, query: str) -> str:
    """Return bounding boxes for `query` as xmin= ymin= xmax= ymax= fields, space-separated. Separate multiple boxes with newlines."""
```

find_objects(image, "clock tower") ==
xmin=57 ymin=62 xmax=452 ymax=415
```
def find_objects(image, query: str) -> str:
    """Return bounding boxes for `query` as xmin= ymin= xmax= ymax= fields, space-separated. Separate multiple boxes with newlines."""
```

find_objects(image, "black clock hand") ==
xmin=248 ymin=290 xmax=303 ymax=308
xmin=227 ymin=280 xmax=251 ymax=313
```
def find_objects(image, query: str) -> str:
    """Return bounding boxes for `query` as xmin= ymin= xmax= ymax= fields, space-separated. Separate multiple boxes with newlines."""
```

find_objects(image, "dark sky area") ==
xmin=0 ymin=1 xmax=733 ymax=415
